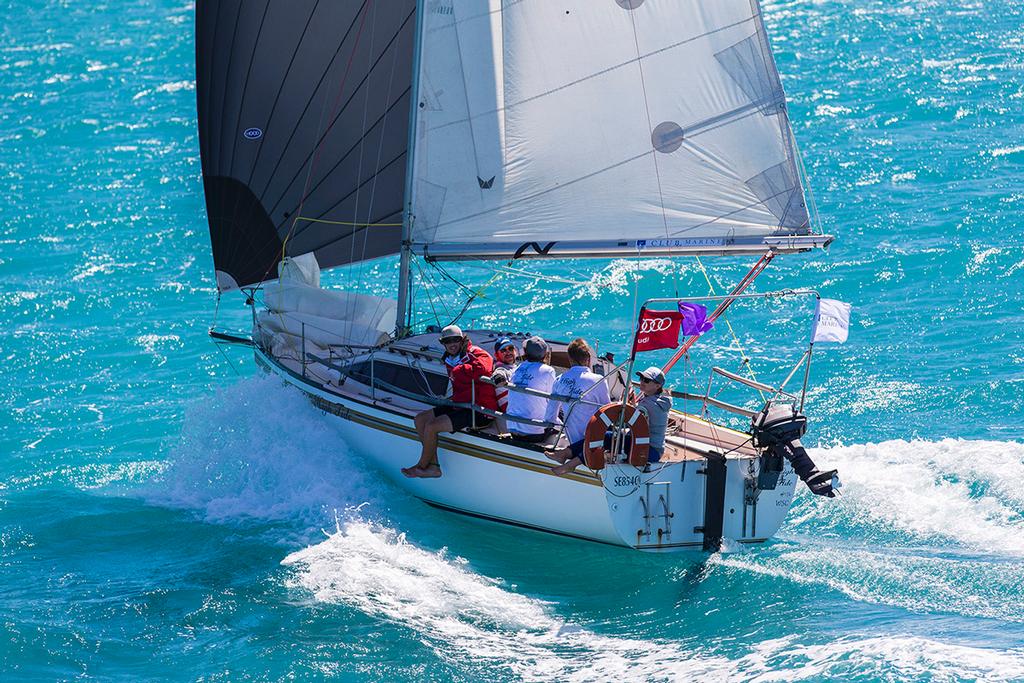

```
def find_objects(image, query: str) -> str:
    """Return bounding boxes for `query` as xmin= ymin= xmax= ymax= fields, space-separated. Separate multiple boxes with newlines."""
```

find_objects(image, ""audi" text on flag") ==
xmin=633 ymin=309 xmax=684 ymax=353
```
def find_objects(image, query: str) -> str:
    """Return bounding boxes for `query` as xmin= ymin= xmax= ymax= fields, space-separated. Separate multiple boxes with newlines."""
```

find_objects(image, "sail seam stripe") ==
xmin=264 ymin=9 xmax=415 ymax=223
xmin=253 ymin=0 xmax=372 ymax=204
xmin=224 ymin=0 xmax=273 ymax=273
xmin=452 ymin=8 xmax=484 ymax=186
xmin=292 ymin=204 xmax=404 ymax=257
xmin=426 ymin=150 xmax=648 ymax=231
xmin=243 ymin=0 xmax=322 ymax=189
xmin=215 ymin=6 xmax=246 ymax=273
xmin=292 ymin=217 xmax=402 ymax=227
xmin=625 ymin=2 xmax=672 ymax=245
xmin=348 ymin=0 xmax=381 ymax=330
xmin=197 ymin=1 xmax=221 ymax=176
xmin=274 ymin=83 xmax=413 ymax=234
xmin=749 ymin=0 xmax=805 ymax=229
xmin=354 ymin=3 xmax=406 ymax=332
xmin=215 ymin=7 xmax=243 ymax=173
xmin=667 ymin=184 xmax=803 ymax=238
xmin=422 ymin=103 xmax=779 ymax=234
xmin=283 ymin=147 xmax=408 ymax=245
xmin=226 ymin=0 xmax=271 ymax=177
xmin=288 ymin=0 xmax=375 ymax=256
xmin=423 ymin=14 xmax=756 ymax=134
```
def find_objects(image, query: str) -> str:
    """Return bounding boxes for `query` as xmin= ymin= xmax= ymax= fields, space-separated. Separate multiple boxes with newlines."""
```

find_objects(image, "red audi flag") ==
xmin=632 ymin=309 xmax=684 ymax=353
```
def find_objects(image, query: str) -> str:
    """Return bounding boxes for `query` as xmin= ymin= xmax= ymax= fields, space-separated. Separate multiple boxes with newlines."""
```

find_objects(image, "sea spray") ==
xmin=792 ymin=440 xmax=1024 ymax=553
xmin=142 ymin=374 xmax=404 ymax=534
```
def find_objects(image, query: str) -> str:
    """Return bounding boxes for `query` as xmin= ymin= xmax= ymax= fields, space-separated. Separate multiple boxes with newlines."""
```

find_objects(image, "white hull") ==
xmin=255 ymin=345 xmax=798 ymax=551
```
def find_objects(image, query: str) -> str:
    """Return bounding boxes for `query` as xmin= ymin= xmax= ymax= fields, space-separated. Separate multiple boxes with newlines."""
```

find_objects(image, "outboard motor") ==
xmin=751 ymin=402 xmax=839 ymax=498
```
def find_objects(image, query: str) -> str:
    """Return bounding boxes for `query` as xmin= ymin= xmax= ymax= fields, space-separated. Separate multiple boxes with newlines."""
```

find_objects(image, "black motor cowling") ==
xmin=751 ymin=403 xmax=839 ymax=498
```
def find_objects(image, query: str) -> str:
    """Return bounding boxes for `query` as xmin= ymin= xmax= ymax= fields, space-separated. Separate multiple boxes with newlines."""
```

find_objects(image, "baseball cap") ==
xmin=636 ymin=366 xmax=666 ymax=385
xmin=523 ymin=336 xmax=548 ymax=361
xmin=439 ymin=324 xmax=464 ymax=343
xmin=494 ymin=337 xmax=516 ymax=353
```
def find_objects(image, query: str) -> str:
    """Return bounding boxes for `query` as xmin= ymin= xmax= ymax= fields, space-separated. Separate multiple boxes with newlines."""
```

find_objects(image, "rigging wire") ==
xmin=351 ymin=1 xmax=396 ymax=344
xmin=209 ymin=291 xmax=222 ymax=333
xmin=208 ymin=291 xmax=243 ymax=376
xmin=459 ymin=262 xmax=610 ymax=288
xmin=429 ymin=260 xmax=478 ymax=298
xmin=412 ymin=255 xmax=444 ymax=327
xmin=438 ymin=261 xmax=506 ymax=327
xmin=692 ymin=255 xmax=765 ymax=401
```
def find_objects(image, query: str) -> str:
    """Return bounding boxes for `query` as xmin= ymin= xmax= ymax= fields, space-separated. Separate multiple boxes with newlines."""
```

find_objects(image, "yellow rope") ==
xmin=292 ymin=216 xmax=403 ymax=227
xmin=472 ymin=268 xmax=503 ymax=300
xmin=273 ymin=215 xmax=402 ymax=289
xmin=693 ymin=256 xmax=764 ymax=398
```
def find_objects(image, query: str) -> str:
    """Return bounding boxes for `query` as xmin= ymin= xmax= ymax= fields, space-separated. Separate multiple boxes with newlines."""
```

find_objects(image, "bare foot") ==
xmin=417 ymin=464 xmax=442 ymax=478
xmin=544 ymin=450 xmax=567 ymax=464
xmin=551 ymin=462 xmax=575 ymax=476
xmin=401 ymin=466 xmax=421 ymax=478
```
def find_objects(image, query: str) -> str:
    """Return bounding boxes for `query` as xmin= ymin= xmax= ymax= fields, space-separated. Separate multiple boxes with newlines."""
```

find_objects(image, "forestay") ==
xmin=410 ymin=0 xmax=821 ymax=261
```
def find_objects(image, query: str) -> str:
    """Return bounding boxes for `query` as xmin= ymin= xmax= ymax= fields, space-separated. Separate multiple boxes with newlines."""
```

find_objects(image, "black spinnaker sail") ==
xmin=196 ymin=0 xmax=417 ymax=291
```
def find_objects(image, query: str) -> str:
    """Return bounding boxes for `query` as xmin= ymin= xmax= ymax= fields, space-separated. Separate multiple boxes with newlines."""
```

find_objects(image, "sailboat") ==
xmin=195 ymin=0 xmax=841 ymax=551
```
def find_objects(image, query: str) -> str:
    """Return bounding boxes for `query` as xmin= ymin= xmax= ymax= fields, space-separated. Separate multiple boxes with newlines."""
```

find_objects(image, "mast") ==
xmin=395 ymin=0 xmax=426 ymax=338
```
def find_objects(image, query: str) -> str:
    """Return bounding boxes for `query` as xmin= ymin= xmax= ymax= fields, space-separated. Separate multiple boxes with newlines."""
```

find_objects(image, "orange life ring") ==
xmin=583 ymin=403 xmax=650 ymax=470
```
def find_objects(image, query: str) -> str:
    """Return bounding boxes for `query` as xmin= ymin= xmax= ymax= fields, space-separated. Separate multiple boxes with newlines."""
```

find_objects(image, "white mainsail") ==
xmin=409 ymin=0 xmax=822 ymax=260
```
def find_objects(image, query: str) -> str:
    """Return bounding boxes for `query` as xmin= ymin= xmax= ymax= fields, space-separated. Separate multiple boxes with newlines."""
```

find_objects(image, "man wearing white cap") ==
xmin=634 ymin=366 xmax=672 ymax=463
xmin=403 ymin=324 xmax=497 ymax=478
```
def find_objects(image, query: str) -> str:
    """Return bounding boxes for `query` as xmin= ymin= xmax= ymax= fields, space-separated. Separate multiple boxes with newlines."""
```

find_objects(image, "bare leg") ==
xmin=551 ymin=456 xmax=582 ymax=476
xmin=403 ymin=414 xmax=452 ymax=478
xmin=414 ymin=409 xmax=434 ymax=440
xmin=544 ymin=446 xmax=571 ymax=464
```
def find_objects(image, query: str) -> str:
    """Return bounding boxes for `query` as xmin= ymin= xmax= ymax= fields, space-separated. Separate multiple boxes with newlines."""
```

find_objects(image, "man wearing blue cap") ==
xmin=491 ymin=337 xmax=518 ymax=413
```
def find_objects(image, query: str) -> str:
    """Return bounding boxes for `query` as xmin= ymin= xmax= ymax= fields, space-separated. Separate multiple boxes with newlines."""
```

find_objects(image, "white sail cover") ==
xmin=410 ymin=0 xmax=812 ymax=259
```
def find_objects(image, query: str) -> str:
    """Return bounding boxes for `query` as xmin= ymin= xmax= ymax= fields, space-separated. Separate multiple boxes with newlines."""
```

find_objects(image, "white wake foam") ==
xmin=710 ymin=438 xmax=1024 ymax=623
xmin=284 ymin=520 xmax=1024 ymax=682
xmin=791 ymin=438 xmax=1024 ymax=554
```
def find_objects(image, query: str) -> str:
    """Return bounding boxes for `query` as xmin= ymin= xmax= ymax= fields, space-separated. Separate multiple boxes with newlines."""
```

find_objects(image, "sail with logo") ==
xmin=198 ymin=0 xmax=842 ymax=552
xmin=407 ymin=0 xmax=830 ymax=267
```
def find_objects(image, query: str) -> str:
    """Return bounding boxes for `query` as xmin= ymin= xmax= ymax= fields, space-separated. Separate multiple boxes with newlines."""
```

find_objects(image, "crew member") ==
xmin=634 ymin=366 xmax=671 ymax=463
xmin=403 ymin=325 xmax=497 ymax=478
xmin=545 ymin=339 xmax=610 ymax=475
xmin=506 ymin=337 xmax=556 ymax=442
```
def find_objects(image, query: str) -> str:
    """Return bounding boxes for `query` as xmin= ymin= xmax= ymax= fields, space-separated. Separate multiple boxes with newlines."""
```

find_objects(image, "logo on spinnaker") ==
xmin=243 ymin=127 xmax=263 ymax=140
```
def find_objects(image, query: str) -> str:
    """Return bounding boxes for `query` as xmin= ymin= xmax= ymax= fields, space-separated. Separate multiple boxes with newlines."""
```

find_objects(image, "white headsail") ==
xmin=409 ymin=0 xmax=826 ymax=260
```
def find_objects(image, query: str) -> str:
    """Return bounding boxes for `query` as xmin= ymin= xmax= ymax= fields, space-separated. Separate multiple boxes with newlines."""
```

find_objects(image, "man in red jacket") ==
xmin=402 ymin=325 xmax=497 ymax=479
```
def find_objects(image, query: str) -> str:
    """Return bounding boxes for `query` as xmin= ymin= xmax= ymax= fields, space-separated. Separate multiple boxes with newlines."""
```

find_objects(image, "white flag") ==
xmin=811 ymin=299 xmax=851 ymax=343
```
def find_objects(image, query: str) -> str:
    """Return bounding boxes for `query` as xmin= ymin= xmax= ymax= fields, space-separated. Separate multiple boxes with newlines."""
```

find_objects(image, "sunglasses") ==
xmin=440 ymin=337 xmax=462 ymax=344
xmin=639 ymin=377 xmax=654 ymax=384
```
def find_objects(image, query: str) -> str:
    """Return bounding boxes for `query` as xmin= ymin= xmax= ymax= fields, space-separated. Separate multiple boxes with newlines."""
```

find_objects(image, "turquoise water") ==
xmin=3 ymin=0 xmax=1024 ymax=680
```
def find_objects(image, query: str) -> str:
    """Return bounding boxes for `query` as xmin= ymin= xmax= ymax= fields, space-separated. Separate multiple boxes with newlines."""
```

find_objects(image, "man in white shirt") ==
xmin=544 ymin=338 xmax=610 ymax=474
xmin=506 ymin=336 xmax=556 ymax=443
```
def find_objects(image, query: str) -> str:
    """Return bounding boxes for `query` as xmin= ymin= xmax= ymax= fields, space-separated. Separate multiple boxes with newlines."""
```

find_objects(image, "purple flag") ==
xmin=678 ymin=302 xmax=714 ymax=336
